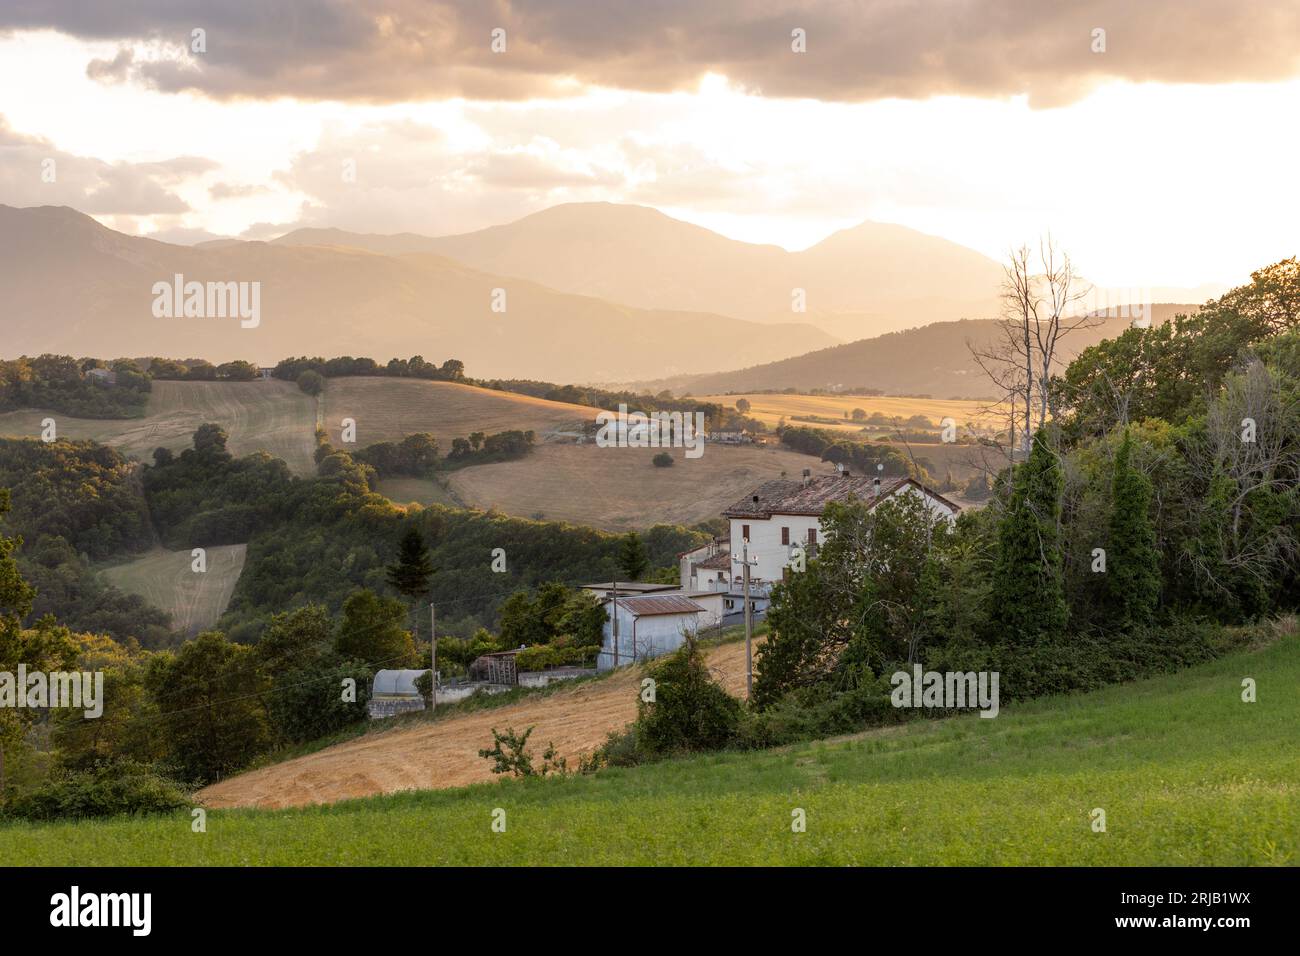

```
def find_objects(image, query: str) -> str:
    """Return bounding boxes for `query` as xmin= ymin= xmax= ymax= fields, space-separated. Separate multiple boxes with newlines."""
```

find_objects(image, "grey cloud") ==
xmin=4 ymin=1 xmax=1298 ymax=106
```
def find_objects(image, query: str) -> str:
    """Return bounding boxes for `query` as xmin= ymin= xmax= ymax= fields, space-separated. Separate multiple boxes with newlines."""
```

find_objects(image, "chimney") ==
xmin=752 ymin=494 xmax=760 ymax=505
xmin=842 ymin=468 xmax=851 ymax=478
xmin=801 ymin=468 xmax=811 ymax=486
xmin=872 ymin=476 xmax=881 ymax=496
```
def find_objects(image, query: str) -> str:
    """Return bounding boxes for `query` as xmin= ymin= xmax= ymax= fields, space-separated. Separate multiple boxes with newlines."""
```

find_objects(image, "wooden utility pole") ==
xmin=429 ymin=604 xmax=437 ymax=713
xmin=741 ymin=539 xmax=753 ymax=699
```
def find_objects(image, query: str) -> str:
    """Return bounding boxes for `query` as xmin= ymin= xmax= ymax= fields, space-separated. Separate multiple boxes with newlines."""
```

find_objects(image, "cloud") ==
xmin=5 ymin=1 xmax=1298 ymax=106
xmin=0 ymin=115 xmax=205 ymax=214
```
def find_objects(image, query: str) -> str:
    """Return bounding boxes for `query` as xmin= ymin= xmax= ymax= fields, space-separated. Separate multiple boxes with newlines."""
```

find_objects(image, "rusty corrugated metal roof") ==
xmin=616 ymin=595 xmax=706 ymax=616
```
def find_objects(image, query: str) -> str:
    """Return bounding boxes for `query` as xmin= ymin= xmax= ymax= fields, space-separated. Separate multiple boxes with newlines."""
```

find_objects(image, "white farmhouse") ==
xmin=721 ymin=472 xmax=961 ymax=594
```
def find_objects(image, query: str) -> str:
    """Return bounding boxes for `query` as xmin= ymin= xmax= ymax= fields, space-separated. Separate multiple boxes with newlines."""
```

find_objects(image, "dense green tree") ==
xmin=1105 ymin=430 xmax=1162 ymax=628
xmin=334 ymin=589 xmax=416 ymax=667
xmin=145 ymin=631 xmax=268 ymax=783
xmin=386 ymin=527 xmax=434 ymax=598
xmin=255 ymin=604 xmax=334 ymax=679
xmin=296 ymin=370 xmax=324 ymax=395
xmin=618 ymin=532 xmax=648 ymax=581
xmin=386 ymin=526 xmax=434 ymax=640
xmin=192 ymin=423 xmax=231 ymax=458
xmin=216 ymin=360 xmax=258 ymax=381
xmin=990 ymin=431 xmax=1068 ymax=646
xmin=0 ymin=489 xmax=36 ymax=627
xmin=755 ymin=494 xmax=950 ymax=705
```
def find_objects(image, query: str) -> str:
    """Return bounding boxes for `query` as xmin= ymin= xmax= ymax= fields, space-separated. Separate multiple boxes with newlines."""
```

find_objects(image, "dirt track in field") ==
xmin=197 ymin=639 xmax=759 ymax=810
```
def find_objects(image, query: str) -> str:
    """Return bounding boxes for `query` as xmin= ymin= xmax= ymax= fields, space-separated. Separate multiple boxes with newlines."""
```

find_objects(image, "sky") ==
xmin=1 ymin=1 xmax=1298 ymax=290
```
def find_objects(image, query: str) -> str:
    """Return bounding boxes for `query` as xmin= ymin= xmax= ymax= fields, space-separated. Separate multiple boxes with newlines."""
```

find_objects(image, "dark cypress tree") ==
xmin=386 ymin=526 xmax=435 ymax=638
xmin=991 ymin=430 xmax=1068 ymax=645
xmin=617 ymin=532 xmax=649 ymax=581
xmin=1106 ymin=429 xmax=1162 ymax=629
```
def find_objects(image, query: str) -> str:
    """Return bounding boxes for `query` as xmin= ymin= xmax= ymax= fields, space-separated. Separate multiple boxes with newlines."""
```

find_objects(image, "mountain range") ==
xmin=2 ymin=201 xmax=1218 ymax=388
xmin=270 ymin=202 xmax=1010 ymax=337
xmin=0 ymin=205 xmax=831 ymax=382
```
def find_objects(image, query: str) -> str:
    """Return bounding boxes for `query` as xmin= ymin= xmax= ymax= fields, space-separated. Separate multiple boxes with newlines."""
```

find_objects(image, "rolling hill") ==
xmin=319 ymin=377 xmax=593 ymax=449
xmin=388 ymin=442 xmax=845 ymax=531
xmin=0 ymin=379 xmax=320 ymax=474
xmin=651 ymin=306 xmax=1202 ymax=398
xmin=0 ymin=204 xmax=834 ymax=382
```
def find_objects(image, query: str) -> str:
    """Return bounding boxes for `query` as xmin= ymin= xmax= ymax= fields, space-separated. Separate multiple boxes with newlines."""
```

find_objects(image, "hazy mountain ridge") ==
xmin=636 ymin=305 xmax=1203 ymax=398
xmin=272 ymin=202 xmax=1008 ymax=338
xmin=0 ymin=204 xmax=836 ymax=382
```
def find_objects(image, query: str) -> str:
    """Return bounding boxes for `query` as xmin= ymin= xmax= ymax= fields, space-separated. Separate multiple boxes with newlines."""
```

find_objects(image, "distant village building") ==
xmin=707 ymin=430 xmax=750 ymax=444
xmin=257 ymin=366 xmax=274 ymax=381
xmin=86 ymin=367 xmax=117 ymax=386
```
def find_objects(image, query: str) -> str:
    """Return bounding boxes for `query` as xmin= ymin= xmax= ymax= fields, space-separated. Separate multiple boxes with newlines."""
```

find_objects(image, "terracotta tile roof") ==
xmin=696 ymin=551 xmax=732 ymax=570
xmin=615 ymin=595 xmax=706 ymax=617
xmin=722 ymin=475 xmax=904 ymax=517
xmin=677 ymin=538 xmax=728 ymax=559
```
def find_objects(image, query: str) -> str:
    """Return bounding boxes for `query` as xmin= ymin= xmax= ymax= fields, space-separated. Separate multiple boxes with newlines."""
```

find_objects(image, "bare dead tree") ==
xmin=968 ymin=237 xmax=1101 ymax=455
xmin=1033 ymin=236 xmax=1096 ymax=425
xmin=1184 ymin=358 xmax=1300 ymax=594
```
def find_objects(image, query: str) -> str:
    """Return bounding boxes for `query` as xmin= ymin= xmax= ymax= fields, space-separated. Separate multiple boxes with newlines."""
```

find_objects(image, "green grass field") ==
xmin=3 ymin=627 xmax=1295 ymax=866
xmin=100 ymin=544 xmax=247 ymax=635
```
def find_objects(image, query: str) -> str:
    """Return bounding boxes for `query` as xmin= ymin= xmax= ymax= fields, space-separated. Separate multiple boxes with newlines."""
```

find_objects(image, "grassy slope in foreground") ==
xmin=4 ymin=629 xmax=1296 ymax=865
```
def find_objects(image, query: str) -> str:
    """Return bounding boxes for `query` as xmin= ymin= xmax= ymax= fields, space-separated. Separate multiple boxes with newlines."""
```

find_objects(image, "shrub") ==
xmin=925 ymin=618 xmax=1226 ymax=702
xmin=478 ymin=726 xmax=567 ymax=777
xmin=652 ymin=452 xmax=674 ymax=467
xmin=296 ymin=370 xmax=324 ymax=395
xmin=738 ymin=674 xmax=905 ymax=749
xmin=2 ymin=761 xmax=191 ymax=822
xmin=635 ymin=637 xmax=741 ymax=755
xmin=587 ymin=727 xmax=643 ymax=769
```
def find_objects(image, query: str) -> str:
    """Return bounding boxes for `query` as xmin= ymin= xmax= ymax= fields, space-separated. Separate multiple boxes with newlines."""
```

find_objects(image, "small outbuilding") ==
xmin=598 ymin=594 xmax=706 ymax=671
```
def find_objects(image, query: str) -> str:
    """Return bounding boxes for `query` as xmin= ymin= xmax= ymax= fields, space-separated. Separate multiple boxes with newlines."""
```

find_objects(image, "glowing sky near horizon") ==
xmin=1 ymin=28 xmax=1297 ymax=292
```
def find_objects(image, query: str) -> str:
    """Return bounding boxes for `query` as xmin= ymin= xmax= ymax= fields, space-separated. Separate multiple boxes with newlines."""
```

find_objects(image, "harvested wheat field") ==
xmin=696 ymin=392 xmax=1001 ymax=436
xmin=320 ymin=377 xmax=594 ymax=449
xmin=198 ymin=638 xmax=759 ymax=810
xmin=101 ymin=544 xmax=247 ymax=635
xmin=0 ymin=380 xmax=318 ymax=474
xmin=434 ymin=442 xmax=840 ymax=529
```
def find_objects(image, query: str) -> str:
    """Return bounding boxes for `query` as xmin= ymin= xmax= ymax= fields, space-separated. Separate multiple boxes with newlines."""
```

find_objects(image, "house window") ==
xmin=742 ymin=524 xmax=750 ymax=541
xmin=807 ymin=528 xmax=817 ymax=545
xmin=781 ymin=527 xmax=789 ymax=545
